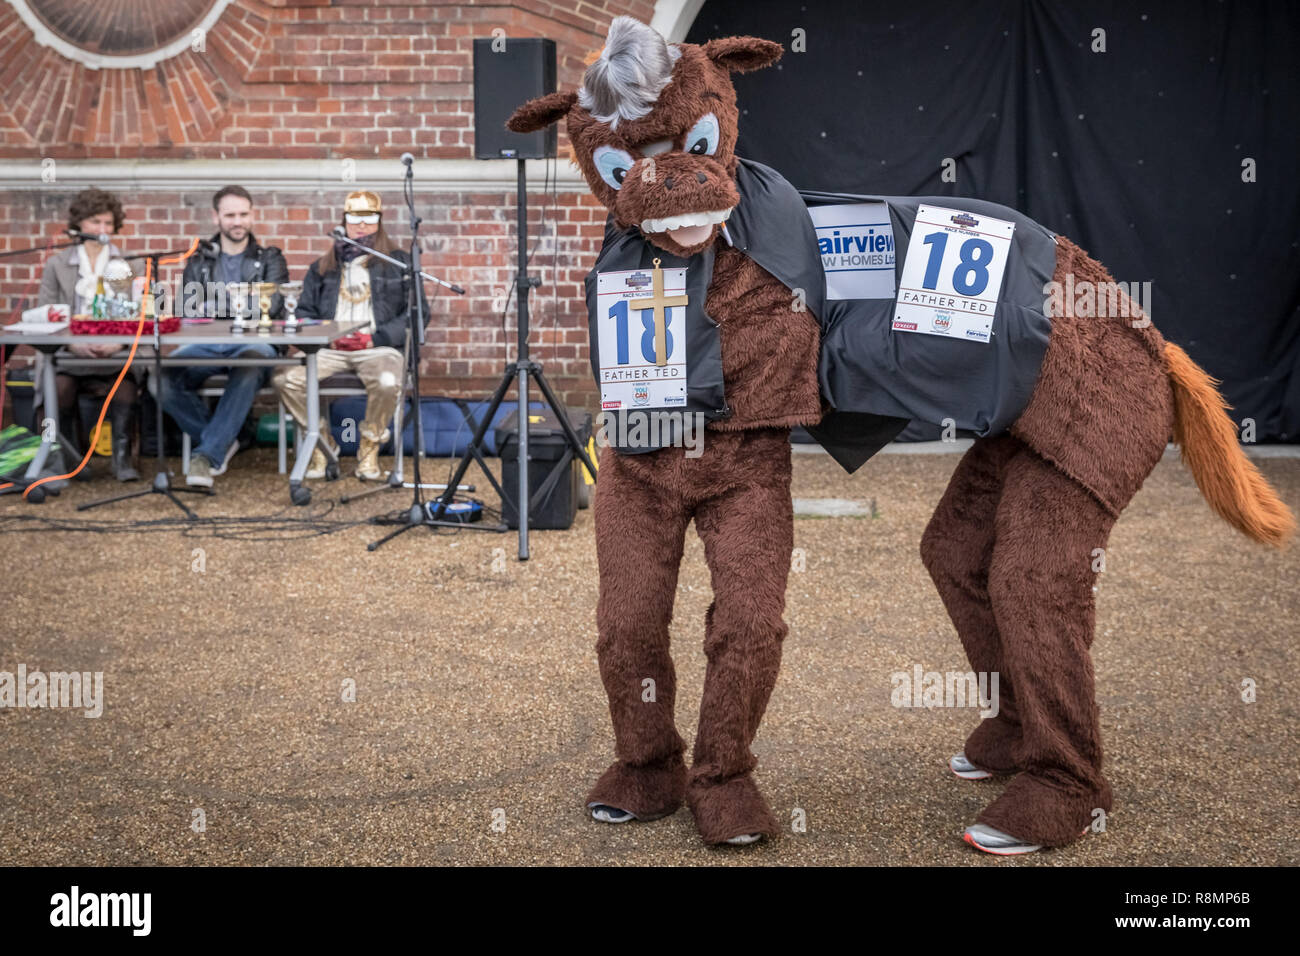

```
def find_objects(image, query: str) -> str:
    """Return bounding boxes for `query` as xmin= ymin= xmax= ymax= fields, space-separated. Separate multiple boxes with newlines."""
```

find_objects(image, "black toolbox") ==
xmin=495 ymin=406 xmax=592 ymax=530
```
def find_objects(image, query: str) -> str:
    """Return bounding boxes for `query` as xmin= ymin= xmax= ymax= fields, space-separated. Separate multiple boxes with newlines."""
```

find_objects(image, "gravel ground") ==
xmin=0 ymin=444 xmax=1296 ymax=866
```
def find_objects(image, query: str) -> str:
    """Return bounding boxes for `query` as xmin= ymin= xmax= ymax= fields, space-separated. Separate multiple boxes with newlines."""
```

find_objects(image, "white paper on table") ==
xmin=4 ymin=321 xmax=70 ymax=333
xmin=22 ymin=304 xmax=70 ymax=323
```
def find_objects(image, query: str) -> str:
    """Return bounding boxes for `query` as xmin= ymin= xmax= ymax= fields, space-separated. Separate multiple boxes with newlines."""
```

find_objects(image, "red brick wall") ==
xmin=0 ymin=0 xmax=657 ymax=160
xmin=0 ymin=0 xmax=662 ymax=413
xmin=1 ymin=185 xmax=608 ymax=409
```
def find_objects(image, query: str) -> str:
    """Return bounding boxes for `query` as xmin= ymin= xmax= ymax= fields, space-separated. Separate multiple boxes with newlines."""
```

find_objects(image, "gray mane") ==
xmin=578 ymin=17 xmax=682 ymax=129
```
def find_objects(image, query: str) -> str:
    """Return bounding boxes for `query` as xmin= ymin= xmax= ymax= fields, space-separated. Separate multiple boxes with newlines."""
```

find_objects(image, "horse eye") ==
xmin=613 ymin=168 xmax=627 ymax=184
xmin=689 ymin=139 xmax=707 ymax=155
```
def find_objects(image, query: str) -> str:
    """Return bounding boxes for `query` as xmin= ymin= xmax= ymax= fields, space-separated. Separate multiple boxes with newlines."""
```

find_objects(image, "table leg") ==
xmin=24 ymin=351 xmax=60 ymax=480
xmin=288 ymin=349 xmax=337 ymax=497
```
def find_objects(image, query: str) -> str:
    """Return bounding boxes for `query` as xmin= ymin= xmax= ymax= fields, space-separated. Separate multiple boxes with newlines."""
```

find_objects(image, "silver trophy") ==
xmin=227 ymin=281 xmax=252 ymax=333
xmin=102 ymin=258 xmax=135 ymax=319
xmin=278 ymin=280 xmax=304 ymax=333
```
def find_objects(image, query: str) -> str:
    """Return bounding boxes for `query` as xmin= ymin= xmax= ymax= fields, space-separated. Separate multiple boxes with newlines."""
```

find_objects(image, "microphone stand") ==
xmin=78 ymin=247 xmax=212 ymax=516
xmin=0 ymin=236 xmax=89 ymax=262
xmin=338 ymin=216 xmax=451 ymax=504
xmin=370 ymin=157 xmax=599 ymax=559
xmin=365 ymin=156 xmax=502 ymax=550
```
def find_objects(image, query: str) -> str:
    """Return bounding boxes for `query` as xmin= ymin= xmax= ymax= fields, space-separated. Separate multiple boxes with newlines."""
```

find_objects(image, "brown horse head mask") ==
xmin=507 ymin=17 xmax=783 ymax=258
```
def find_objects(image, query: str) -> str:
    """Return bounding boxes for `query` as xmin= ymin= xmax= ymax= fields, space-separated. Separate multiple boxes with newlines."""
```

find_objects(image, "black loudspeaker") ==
xmin=473 ymin=37 xmax=557 ymax=160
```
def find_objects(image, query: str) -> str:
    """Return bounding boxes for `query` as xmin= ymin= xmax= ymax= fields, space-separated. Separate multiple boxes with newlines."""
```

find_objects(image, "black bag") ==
xmin=495 ymin=407 xmax=593 ymax=530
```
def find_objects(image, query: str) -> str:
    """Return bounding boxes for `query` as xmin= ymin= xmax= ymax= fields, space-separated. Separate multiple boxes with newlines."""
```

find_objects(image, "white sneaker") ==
xmin=963 ymin=823 xmax=1043 ymax=855
xmin=588 ymin=803 xmax=636 ymax=824
xmin=305 ymin=446 xmax=327 ymax=480
xmin=209 ymin=440 xmax=240 ymax=477
xmin=949 ymin=752 xmax=993 ymax=781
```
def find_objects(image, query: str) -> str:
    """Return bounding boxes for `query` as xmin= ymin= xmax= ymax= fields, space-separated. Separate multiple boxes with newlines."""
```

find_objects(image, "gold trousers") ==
xmin=272 ymin=346 xmax=404 ymax=442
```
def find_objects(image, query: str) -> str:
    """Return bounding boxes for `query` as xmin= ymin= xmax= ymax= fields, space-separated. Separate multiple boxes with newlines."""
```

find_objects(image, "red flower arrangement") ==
xmin=70 ymin=317 xmax=180 ymax=335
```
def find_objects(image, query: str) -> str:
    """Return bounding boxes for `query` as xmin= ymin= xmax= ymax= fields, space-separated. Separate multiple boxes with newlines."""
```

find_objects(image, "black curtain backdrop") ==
xmin=687 ymin=1 xmax=1300 ymax=440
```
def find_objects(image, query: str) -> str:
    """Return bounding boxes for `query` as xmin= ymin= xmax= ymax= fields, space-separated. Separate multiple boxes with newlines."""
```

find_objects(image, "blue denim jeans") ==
xmin=161 ymin=342 xmax=277 ymax=466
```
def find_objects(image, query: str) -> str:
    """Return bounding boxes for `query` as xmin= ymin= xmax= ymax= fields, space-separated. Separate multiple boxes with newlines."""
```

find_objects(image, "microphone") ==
xmin=400 ymin=152 xmax=414 ymax=166
xmin=331 ymin=225 xmax=346 ymax=238
xmin=66 ymin=230 xmax=111 ymax=243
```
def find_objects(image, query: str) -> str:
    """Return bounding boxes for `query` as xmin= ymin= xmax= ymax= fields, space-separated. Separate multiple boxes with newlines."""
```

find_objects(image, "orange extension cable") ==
xmin=15 ymin=238 xmax=200 ymax=498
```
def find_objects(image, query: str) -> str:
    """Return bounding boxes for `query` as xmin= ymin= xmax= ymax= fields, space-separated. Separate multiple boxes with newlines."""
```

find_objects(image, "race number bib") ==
xmin=595 ymin=265 xmax=689 ymax=410
xmin=893 ymin=204 xmax=1016 ymax=344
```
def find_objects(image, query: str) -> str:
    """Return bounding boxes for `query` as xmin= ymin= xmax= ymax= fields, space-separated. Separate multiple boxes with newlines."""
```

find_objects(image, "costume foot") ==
xmin=963 ymin=823 xmax=1043 ymax=855
xmin=975 ymin=773 xmax=1110 ymax=847
xmin=585 ymin=756 xmax=686 ymax=822
xmin=687 ymin=774 xmax=778 ymax=846
xmin=949 ymin=752 xmax=993 ymax=781
xmin=964 ymin=822 xmax=1091 ymax=856
xmin=962 ymin=718 xmax=1023 ymax=777
xmin=588 ymin=804 xmax=636 ymax=824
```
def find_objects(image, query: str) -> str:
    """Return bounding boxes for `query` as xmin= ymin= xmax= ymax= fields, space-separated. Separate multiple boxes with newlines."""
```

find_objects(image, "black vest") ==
xmin=584 ymin=158 xmax=827 ymax=455
xmin=584 ymin=160 xmax=1058 ymax=469
xmin=801 ymin=190 xmax=1057 ymax=471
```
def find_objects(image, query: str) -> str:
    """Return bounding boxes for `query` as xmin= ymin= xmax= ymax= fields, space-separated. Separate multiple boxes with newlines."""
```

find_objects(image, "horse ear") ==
xmin=506 ymin=91 xmax=579 ymax=133
xmin=702 ymin=36 xmax=783 ymax=73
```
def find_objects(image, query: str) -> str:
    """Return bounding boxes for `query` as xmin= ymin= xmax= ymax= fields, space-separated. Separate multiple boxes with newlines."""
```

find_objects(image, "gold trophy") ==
xmin=278 ymin=280 xmax=303 ymax=334
xmin=256 ymin=282 xmax=278 ymax=333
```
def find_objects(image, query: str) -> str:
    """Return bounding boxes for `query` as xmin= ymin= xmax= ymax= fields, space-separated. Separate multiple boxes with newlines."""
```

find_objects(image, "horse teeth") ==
xmin=639 ymin=208 xmax=734 ymax=233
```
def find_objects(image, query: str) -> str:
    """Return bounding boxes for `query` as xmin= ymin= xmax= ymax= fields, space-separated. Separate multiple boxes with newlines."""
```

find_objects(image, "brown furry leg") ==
xmin=686 ymin=430 xmax=792 ymax=844
xmin=586 ymin=445 xmax=692 ymax=819
xmin=976 ymin=449 xmax=1118 ymax=846
xmin=921 ymin=435 xmax=1027 ymax=774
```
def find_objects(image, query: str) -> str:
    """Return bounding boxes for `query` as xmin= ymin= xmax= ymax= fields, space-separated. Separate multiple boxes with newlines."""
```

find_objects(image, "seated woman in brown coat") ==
xmin=37 ymin=187 xmax=139 ymax=481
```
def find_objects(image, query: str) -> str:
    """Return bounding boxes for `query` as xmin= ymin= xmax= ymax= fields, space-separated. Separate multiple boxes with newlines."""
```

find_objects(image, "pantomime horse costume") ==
xmin=508 ymin=18 xmax=1293 ymax=851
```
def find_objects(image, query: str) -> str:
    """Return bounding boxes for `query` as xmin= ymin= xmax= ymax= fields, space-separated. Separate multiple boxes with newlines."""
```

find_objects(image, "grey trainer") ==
xmin=186 ymin=455 xmax=214 ymax=488
xmin=963 ymin=823 xmax=1043 ymax=855
xmin=949 ymin=752 xmax=994 ymax=780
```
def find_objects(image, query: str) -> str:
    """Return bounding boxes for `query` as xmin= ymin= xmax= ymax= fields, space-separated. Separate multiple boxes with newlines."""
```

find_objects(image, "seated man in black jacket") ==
xmin=162 ymin=184 xmax=288 ymax=488
xmin=272 ymin=190 xmax=422 ymax=481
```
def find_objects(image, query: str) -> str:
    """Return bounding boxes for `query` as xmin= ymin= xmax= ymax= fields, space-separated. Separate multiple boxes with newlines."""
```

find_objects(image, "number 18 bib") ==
xmin=893 ymin=204 xmax=1016 ymax=344
xmin=595 ymin=260 xmax=690 ymax=410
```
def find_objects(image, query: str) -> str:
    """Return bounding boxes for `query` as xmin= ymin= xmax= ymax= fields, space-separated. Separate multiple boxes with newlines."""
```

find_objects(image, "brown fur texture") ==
xmin=706 ymin=246 xmax=824 ymax=430
xmin=926 ymin=238 xmax=1293 ymax=846
xmin=511 ymin=19 xmax=1294 ymax=850
xmin=923 ymin=434 xmax=1118 ymax=846
xmin=588 ymin=429 xmax=792 ymax=843
xmin=511 ymin=27 xmax=813 ymax=844
xmin=1011 ymin=236 xmax=1175 ymax=516
xmin=508 ymin=36 xmax=775 ymax=258
xmin=504 ymin=90 xmax=577 ymax=135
